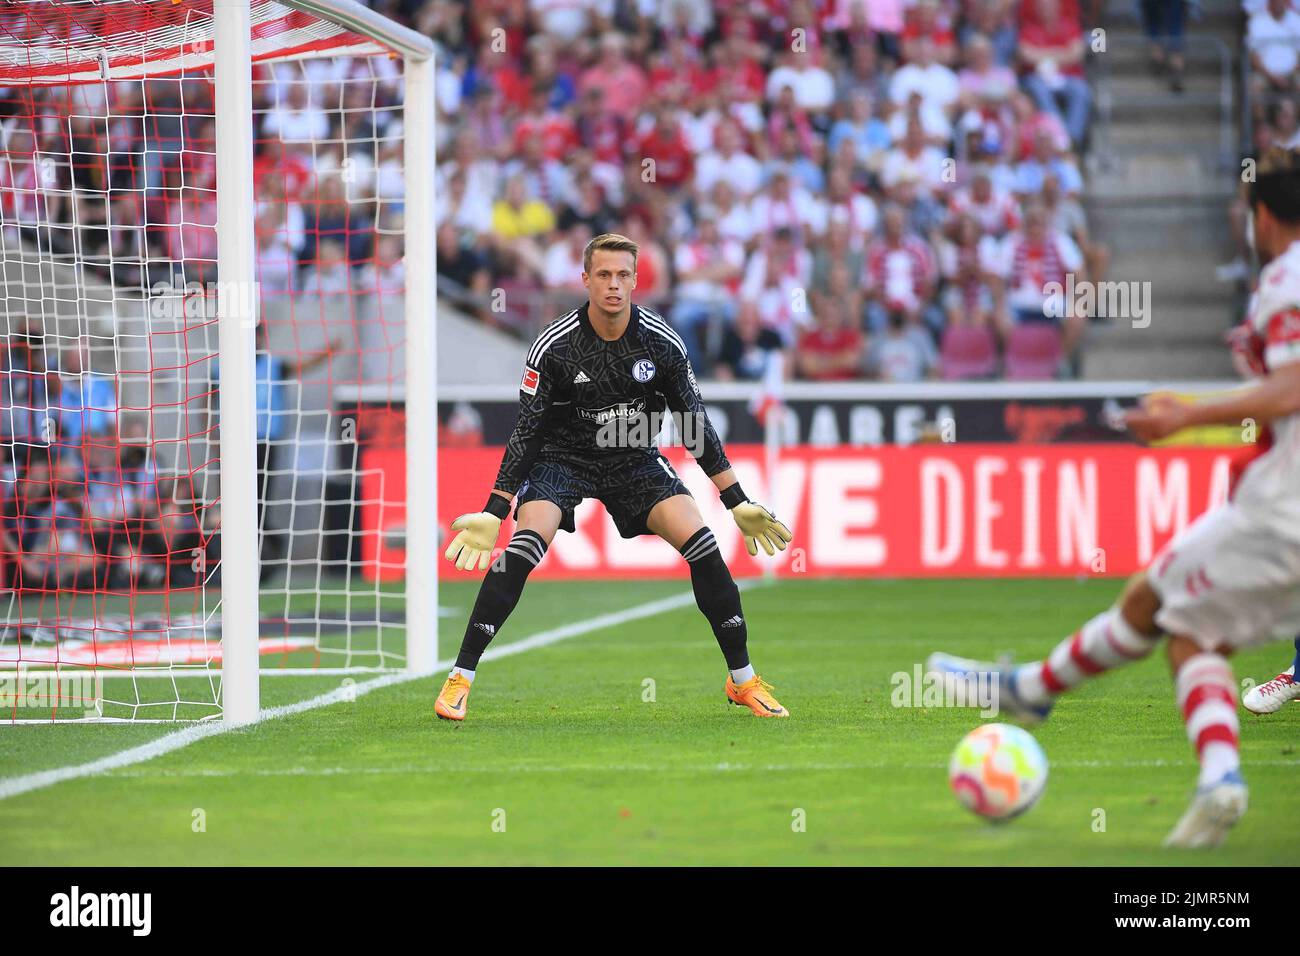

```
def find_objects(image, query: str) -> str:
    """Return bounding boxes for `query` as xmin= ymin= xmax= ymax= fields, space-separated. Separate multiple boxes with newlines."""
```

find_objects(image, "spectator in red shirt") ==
xmin=649 ymin=35 xmax=715 ymax=108
xmin=798 ymin=294 xmax=866 ymax=380
xmin=253 ymin=138 xmax=313 ymax=201
xmin=710 ymin=31 xmax=767 ymax=127
xmin=1018 ymin=0 xmax=1092 ymax=147
xmin=902 ymin=0 xmax=959 ymax=66
xmin=621 ymin=214 xmax=670 ymax=306
xmin=637 ymin=106 xmax=695 ymax=193
xmin=512 ymin=99 xmax=580 ymax=162
xmin=1018 ymin=0 xmax=1081 ymax=30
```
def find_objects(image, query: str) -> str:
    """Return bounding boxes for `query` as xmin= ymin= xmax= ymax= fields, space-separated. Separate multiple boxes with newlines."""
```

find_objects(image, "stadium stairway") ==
xmin=1081 ymin=0 xmax=1243 ymax=379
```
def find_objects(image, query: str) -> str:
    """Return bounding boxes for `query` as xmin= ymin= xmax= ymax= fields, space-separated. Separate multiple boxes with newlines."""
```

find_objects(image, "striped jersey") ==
xmin=1235 ymin=238 xmax=1300 ymax=539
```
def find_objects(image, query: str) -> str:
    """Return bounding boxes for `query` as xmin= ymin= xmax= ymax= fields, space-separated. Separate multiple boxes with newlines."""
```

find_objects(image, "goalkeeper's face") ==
xmin=583 ymin=249 xmax=637 ymax=318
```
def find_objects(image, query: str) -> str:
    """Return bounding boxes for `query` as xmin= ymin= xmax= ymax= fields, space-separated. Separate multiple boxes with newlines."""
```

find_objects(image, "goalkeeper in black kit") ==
xmin=435 ymin=234 xmax=793 ymax=721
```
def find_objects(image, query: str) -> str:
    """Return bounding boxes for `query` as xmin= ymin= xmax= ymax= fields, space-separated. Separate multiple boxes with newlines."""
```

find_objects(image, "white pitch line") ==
xmin=0 ymin=583 xmax=755 ymax=801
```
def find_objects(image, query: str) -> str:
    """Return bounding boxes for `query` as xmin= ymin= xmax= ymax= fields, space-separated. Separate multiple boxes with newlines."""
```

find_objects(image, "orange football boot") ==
xmin=725 ymin=674 xmax=789 ymax=717
xmin=435 ymin=672 xmax=472 ymax=721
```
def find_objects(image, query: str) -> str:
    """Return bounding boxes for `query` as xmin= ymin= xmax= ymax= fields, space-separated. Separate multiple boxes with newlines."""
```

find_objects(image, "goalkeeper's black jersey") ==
xmin=493 ymin=302 xmax=731 ymax=495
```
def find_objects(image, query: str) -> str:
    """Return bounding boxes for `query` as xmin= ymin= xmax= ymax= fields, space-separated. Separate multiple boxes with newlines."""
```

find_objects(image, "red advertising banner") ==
xmin=360 ymin=444 xmax=1239 ymax=580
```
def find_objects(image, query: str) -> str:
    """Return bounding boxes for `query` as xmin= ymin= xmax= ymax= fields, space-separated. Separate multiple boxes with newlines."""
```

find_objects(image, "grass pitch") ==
xmin=0 ymin=577 xmax=1296 ymax=865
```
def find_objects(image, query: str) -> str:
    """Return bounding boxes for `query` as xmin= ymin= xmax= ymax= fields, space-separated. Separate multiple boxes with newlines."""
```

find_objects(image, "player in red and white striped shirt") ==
xmin=928 ymin=148 xmax=1300 ymax=848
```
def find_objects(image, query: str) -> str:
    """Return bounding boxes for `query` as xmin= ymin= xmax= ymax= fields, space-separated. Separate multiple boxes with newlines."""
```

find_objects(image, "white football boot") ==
xmin=1242 ymin=668 xmax=1299 ymax=715
xmin=1163 ymin=772 xmax=1249 ymax=849
xmin=924 ymin=652 xmax=1053 ymax=724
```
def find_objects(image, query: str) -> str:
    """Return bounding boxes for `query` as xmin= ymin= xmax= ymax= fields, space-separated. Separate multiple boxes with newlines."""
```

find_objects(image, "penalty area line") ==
xmin=0 ymin=581 xmax=765 ymax=801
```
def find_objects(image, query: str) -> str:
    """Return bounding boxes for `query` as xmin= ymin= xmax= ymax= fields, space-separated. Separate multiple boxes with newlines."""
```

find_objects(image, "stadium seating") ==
xmin=1004 ymin=322 xmax=1063 ymax=380
xmin=939 ymin=324 xmax=999 ymax=379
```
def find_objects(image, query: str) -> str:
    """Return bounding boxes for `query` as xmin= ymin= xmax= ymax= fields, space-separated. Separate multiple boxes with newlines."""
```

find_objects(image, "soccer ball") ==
xmin=948 ymin=723 xmax=1048 ymax=820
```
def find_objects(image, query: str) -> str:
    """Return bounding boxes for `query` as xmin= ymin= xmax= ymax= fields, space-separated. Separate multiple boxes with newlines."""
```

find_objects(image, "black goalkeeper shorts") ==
xmin=515 ymin=447 xmax=690 ymax=538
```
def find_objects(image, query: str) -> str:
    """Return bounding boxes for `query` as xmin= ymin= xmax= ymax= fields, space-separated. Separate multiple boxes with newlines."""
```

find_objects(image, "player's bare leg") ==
xmin=1242 ymin=635 xmax=1300 ymax=714
xmin=436 ymin=500 xmax=562 ymax=721
xmin=1163 ymin=634 xmax=1248 ymax=848
xmin=646 ymin=494 xmax=788 ymax=717
xmin=928 ymin=572 xmax=1251 ymax=846
xmin=927 ymin=572 xmax=1164 ymax=723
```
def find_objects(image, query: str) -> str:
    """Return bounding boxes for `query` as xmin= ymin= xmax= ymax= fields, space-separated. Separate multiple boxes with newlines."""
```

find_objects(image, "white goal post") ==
xmin=0 ymin=0 xmax=437 ymax=725
xmin=212 ymin=0 xmax=438 ymax=725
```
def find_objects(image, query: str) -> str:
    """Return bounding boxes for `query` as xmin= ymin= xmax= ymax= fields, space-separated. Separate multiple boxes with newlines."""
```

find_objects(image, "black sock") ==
xmin=454 ymin=529 xmax=548 ymax=671
xmin=680 ymin=527 xmax=749 ymax=671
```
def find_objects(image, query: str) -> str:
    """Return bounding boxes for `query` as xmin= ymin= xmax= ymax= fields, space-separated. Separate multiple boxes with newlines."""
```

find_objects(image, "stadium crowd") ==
xmin=13 ymin=1 xmax=1100 ymax=383
xmin=1220 ymin=0 xmax=1300 ymax=284
xmin=0 ymin=329 xmax=206 ymax=594
xmin=422 ymin=0 xmax=1108 ymax=381
xmin=0 ymin=0 xmax=1115 ymax=395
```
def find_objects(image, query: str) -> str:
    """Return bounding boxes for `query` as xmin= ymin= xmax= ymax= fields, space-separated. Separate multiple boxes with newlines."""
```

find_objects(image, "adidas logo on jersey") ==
xmin=573 ymin=370 xmax=591 ymax=384
xmin=721 ymin=615 xmax=744 ymax=628
xmin=474 ymin=622 xmax=496 ymax=636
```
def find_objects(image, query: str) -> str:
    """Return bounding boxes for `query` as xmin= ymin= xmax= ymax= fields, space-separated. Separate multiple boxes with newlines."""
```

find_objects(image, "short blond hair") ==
xmin=583 ymin=233 xmax=639 ymax=274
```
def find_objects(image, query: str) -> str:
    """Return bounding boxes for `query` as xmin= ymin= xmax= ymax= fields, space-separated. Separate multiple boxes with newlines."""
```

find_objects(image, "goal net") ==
xmin=0 ymin=0 xmax=436 ymax=722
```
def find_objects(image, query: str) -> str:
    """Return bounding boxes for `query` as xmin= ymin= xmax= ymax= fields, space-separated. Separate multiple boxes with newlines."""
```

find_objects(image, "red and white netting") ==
xmin=0 ymin=0 xmax=391 ymax=85
xmin=0 ymin=0 xmax=417 ymax=720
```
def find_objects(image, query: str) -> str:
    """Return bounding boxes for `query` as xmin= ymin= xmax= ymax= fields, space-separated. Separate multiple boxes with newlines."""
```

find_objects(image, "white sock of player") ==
xmin=1015 ymin=608 xmax=1159 ymax=706
xmin=1175 ymin=652 xmax=1241 ymax=787
xmin=730 ymin=664 xmax=755 ymax=684
xmin=451 ymin=666 xmax=475 ymax=682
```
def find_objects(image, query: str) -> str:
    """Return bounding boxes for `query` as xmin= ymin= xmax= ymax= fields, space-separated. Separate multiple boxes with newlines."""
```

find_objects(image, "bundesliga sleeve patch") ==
xmin=521 ymin=365 xmax=540 ymax=395
xmin=1266 ymin=306 xmax=1300 ymax=345
xmin=1265 ymin=306 xmax=1300 ymax=368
